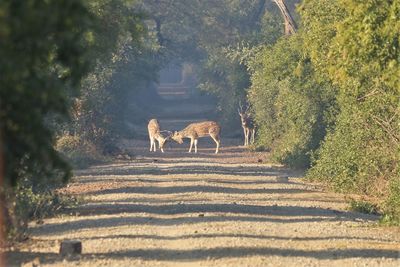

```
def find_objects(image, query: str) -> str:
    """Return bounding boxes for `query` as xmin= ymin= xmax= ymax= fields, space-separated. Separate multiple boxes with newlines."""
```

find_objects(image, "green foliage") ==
xmin=56 ymin=135 xmax=104 ymax=169
xmin=68 ymin=1 xmax=160 ymax=151
xmin=248 ymin=35 xmax=337 ymax=168
xmin=381 ymin=178 xmax=400 ymax=226
xmin=15 ymin=185 xmax=79 ymax=224
xmin=194 ymin=1 xmax=289 ymax=130
xmin=0 ymin=0 xmax=95 ymax=187
xmin=11 ymin=183 xmax=80 ymax=237
xmin=199 ymin=48 xmax=251 ymax=131
xmin=300 ymin=0 xmax=400 ymax=223
xmin=132 ymin=0 xmax=298 ymax=131
xmin=0 ymin=0 xmax=148 ymax=237
xmin=348 ymin=199 xmax=379 ymax=215
xmin=246 ymin=0 xmax=399 ymax=223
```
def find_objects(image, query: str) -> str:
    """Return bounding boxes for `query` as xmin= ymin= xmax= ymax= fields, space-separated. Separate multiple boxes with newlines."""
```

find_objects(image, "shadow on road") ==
xmin=10 ymin=247 xmax=400 ymax=266
xmin=30 ymin=202 xmax=373 ymax=237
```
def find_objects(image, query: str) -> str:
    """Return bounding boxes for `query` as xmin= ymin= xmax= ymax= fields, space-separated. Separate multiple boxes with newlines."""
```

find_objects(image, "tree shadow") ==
xmin=77 ymin=233 xmax=397 ymax=243
xmin=89 ymin=196 xmax=344 ymax=205
xmin=88 ymin=185 xmax=311 ymax=195
xmin=30 ymin=203 xmax=375 ymax=236
xmin=76 ymin=164 xmax=290 ymax=178
xmin=8 ymin=247 xmax=400 ymax=266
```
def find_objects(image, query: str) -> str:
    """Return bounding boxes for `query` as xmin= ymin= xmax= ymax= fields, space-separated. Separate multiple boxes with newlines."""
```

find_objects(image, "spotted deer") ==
xmin=148 ymin=119 xmax=172 ymax=153
xmin=171 ymin=121 xmax=221 ymax=154
xmin=238 ymin=103 xmax=255 ymax=146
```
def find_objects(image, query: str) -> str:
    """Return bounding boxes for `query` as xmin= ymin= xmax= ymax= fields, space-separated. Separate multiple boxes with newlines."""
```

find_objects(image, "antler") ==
xmin=238 ymin=101 xmax=244 ymax=114
xmin=238 ymin=100 xmax=251 ymax=114
xmin=245 ymin=104 xmax=250 ymax=113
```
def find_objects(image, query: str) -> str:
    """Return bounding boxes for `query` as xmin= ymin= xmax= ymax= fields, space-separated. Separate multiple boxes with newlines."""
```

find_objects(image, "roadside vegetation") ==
xmin=247 ymin=0 xmax=399 ymax=224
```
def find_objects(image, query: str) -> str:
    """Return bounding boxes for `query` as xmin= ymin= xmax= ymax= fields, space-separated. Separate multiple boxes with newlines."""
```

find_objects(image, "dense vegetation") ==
xmin=248 ymin=0 xmax=399 ymax=223
xmin=1 ymin=0 xmax=399 ymax=239
xmin=0 ymin=0 xmax=155 ymax=237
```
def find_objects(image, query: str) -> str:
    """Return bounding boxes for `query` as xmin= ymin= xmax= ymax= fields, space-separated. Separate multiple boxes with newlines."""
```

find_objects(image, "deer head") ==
xmin=158 ymin=131 xmax=173 ymax=148
xmin=238 ymin=101 xmax=251 ymax=124
xmin=171 ymin=131 xmax=184 ymax=144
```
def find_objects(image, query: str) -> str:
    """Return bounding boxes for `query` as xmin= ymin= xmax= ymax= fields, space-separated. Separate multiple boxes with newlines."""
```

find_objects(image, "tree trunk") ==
xmin=154 ymin=18 xmax=164 ymax=46
xmin=0 ymin=131 xmax=5 ymax=266
xmin=273 ymin=0 xmax=297 ymax=35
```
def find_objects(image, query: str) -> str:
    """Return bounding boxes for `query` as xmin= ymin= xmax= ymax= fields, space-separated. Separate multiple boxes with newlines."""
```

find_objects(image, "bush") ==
xmin=348 ymin=199 xmax=379 ymax=215
xmin=6 ymin=182 xmax=80 ymax=240
xmin=300 ymin=0 xmax=400 ymax=224
xmin=248 ymin=35 xmax=337 ymax=168
xmin=381 ymin=179 xmax=400 ymax=226
xmin=56 ymin=135 xmax=105 ymax=169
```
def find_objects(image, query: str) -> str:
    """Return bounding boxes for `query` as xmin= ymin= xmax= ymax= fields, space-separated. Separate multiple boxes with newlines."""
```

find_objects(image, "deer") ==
xmin=147 ymin=119 xmax=172 ymax=153
xmin=171 ymin=121 xmax=221 ymax=154
xmin=238 ymin=102 xmax=255 ymax=146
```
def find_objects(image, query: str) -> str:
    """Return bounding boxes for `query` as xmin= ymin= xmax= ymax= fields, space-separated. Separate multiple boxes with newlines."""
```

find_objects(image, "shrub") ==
xmin=248 ymin=35 xmax=337 ymax=168
xmin=381 ymin=178 xmax=400 ymax=226
xmin=348 ymin=199 xmax=379 ymax=215
xmin=56 ymin=135 xmax=105 ymax=169
xmin=6 ymin=182 xmax=80 ymax=240
xmin=301 ymin=0 xmax=400 ymax=224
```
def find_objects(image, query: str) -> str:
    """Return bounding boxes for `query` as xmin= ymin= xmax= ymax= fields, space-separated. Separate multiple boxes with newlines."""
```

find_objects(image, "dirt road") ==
xmin=8 ymin=100 xmax=400 ymax=266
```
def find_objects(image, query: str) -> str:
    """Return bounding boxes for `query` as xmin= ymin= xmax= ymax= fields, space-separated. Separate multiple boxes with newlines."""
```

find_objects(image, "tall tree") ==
xmin=0 ymin=0 xmax=96 ymax=187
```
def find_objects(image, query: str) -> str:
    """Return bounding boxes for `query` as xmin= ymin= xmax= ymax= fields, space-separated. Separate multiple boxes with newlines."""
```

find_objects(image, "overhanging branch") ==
xmin=272 ymin=0 xmax=297 ymax=35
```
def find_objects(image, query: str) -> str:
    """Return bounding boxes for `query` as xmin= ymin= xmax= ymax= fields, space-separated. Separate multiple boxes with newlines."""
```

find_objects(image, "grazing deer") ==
xmin=171 ymin=121 xmax=221 ymax=154
xmin=238 ymin=103 xmax=255 ymax=146
xmin=148 ymin=119 xmax=172 ymax=153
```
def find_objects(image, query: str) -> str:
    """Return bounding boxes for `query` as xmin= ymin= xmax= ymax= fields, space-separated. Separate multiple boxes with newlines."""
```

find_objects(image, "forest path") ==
xmin=9 ymin=99 xmax=400 ymax=266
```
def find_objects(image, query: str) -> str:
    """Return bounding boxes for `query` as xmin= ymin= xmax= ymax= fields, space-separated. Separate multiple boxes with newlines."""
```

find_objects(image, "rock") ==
xmin=32 ymin=257 xmax=40 ymax=267
xmin=59 ymin=240 xmax=82 ymax=256
xmin=22 ymin=257 xmax=40 ymax=267
xmin=275 ymin=176 xmax=289 ymax=183
xmin=257 ymin=158 xmax=263 ymax=163
xmin=198 ymin=213 xmax=205 ymax=217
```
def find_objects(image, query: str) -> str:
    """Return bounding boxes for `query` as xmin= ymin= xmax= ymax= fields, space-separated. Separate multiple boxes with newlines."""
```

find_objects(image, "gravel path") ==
xmin=7 ymin=101 xmax=400 ymax=266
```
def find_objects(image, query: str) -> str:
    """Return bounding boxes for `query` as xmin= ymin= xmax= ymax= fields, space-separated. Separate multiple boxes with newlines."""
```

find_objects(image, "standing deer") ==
xmin=148 ymin=119 xmax=172 ymax=153
xmin=171 ymin=121 xmax=221 ymax=154
xmin=238 ymin=103 xmax=255 ymax=146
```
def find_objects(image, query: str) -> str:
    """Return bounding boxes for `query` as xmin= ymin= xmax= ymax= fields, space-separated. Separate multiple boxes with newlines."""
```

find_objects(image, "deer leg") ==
xmin=150 ymin=137 xmax=154 ymax=152
xmin=244 ymin=128 xmax=249 ymax=146
xmin=194 ymin=139 xmax=198 ymax=153
xmin=243 ymin=127 xmax=247 ymax=146
xmin=251 ymin=129 xmax=255 ymax=144
xmin=158 ymin=139 xmax=165 ymax=153
xmin=247 ymin=128 xmax=250 ymax=146
xmin=211 ymin=135 xmax=220 ymax=154
xmin=159 ymin=141 xmax=164 ymax=153
xmin=188 ymin=138 xmax=193 ymax=153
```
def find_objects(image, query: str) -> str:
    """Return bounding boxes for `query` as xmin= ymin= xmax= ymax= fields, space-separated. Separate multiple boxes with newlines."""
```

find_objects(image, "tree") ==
xmin=300 ymin=0 xmax=400 ymax=222
xmin=0 ymin=0 xmax=95 ymax=187
xmin=69 ymin=0 xmax=150 ymax=152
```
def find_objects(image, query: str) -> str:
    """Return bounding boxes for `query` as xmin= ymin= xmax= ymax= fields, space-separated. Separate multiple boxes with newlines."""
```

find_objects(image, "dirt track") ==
xmin=8 ymin=101 xmax=400 ymax=266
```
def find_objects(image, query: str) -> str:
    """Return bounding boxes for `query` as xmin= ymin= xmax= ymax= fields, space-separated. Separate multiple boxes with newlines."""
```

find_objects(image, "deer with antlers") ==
xmin=238 ymin=103 xmax=255 ymax=146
